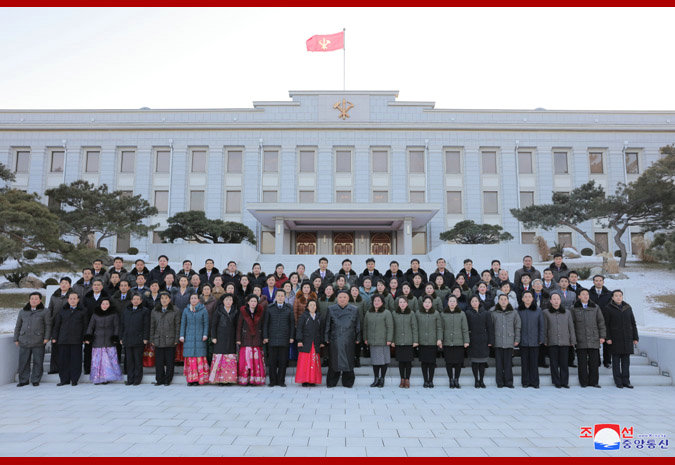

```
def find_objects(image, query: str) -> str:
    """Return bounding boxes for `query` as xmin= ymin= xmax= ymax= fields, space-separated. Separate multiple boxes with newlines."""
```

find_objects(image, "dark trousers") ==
xmin=154 ymin=347 xmax=175 ymax=385
xmin=49 ymin=342 xmax=59 ymax=373
xmin=612 ymin=353 xmax=631 ymax=386
xmin=18 ymin=345 xmax=45 ymax=384
xmin=125 ymin=346 xmax=144 ymax=385
xmin=549 ymin=345 xmax=569 ymax=387
xmin=494 ymin=347 xmax=513 ymax=387
xmin=602 ymin=342 xmax=611 ymax=366
xmin=326 ymin=368 xmax=355 ymax=387
xmin=83 ymin=343 xmax=92 ymax=374
xmin=577 ymin=348 xmax=600 ymax=386
xmin=568 ymin=346 xmax=576 ymax=366
xmin=520 ymin=346 xmax=540 ymax=387
xmin=268 ymin=345 xmax=289 ymax=385
xmin=538 ymin=344 xmax=548 ymax=366
xmin=58 ymin=344 xmax=82 ymax=384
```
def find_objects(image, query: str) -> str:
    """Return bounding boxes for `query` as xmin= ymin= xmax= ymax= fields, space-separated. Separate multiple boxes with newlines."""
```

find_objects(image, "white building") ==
xmin=1 ymin=89 xmax=673 ymax=263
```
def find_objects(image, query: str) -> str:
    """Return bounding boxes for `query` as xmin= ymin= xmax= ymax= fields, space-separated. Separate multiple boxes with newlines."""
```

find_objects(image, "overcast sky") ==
xmin=1 ymin=7 xmax=673 ymax=111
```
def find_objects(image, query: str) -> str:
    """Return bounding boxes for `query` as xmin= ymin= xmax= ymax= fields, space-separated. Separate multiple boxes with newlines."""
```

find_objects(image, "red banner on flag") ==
xmin=306 ymin=31 xmax=344 ymax=52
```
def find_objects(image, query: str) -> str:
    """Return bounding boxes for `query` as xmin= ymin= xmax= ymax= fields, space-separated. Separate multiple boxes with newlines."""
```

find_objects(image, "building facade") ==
xmin=1 ymin=90 xmax=673 ymax=257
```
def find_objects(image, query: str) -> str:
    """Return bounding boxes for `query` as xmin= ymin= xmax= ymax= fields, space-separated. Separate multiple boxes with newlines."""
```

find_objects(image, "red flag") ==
xmin=306 ymin=32 xmax=344 ymax=52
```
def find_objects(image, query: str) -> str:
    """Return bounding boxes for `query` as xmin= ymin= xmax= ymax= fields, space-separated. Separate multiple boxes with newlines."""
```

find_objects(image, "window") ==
xmin=336 ymin=150 xmax=351 ymax=173
xmin=521 ymin=232 xmax=536 ymax=244
xmin=15 ymin=150 xmax=30 ymax=173
xmin=483 ymin=191 xmax=498 ymax=214
xmin=261 ymin=231 xmax=275 ymax=254
xmin=589 ymin=152 xmax=604 ymax=174
xmin=152 ymin=231 xmax=164 ymax=244
xmin=626 ymin=152 xmax=639 ymax=174
xmin=116 ymin=233 xmax=131 ymax=253
xmin=191 ymin=150 xmax=207 ymax=173
xmin=299 ymin=150 xmax=315 ymax=173
xmin=50 ymin=151 xmax=64 ymax=173
xmin=226 ymin=190 xmax=241 ymax=213
xmin=412 ymin=232 xmax=427 ymax=255
xmin=336 ymin=190 xmax=351 ymax=202
xmin=156 ymin=150 xmax=170 ymax=173
xmin=372 ymin=150 xmax=388 ymax=173
xmin=120 ymin=150 xmax=135 ymax=173
xmin=558 ymin=232 xmax=572 ymax=248
xmin=227 ymin=150 xmax=242 ymax=173
xmin=263 ymin=150 xmax=278 ymax=173
xmin=553 ymin=151 xmax=568 ymax=174
xmin=481 ymin=151 xmax=497 ymax=174
xmin=445 ymin=150 xmax=461 ymax=174
xmin=409 ymin=150 xmax=425 ymax=173
xmin=520 ymin=191 xmax=535 ymax=208
xmin=595 ymin=232 xmax=609 ymax=255
xmin=85 ymin=150 xmax=100 ymax=173
xmin=262 ymin=190 xmax=278 ymax=203
xmin=518 ymin=151 xmax=533 ymax=174
xmin=189 ymin=190 xmax=205 ymax=211
xmin=154 ymin=190 xmax=169 ymax=213
xmin=373 ymin=191 xmax=388 ymax=203
xmin=298 ymin=190 xmax=314 ymax=203
xmin=446 ymin=191 xmax=462 ymax=214
xmin=410 ymin=191 xmax=425 ymax=203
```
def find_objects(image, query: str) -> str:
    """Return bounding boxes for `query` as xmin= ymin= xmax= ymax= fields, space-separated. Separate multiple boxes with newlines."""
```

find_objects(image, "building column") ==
xmin=403 ymin=217 xmax=413 ymax=255
xmin=275 ymin=217 xmax=285 ymax=255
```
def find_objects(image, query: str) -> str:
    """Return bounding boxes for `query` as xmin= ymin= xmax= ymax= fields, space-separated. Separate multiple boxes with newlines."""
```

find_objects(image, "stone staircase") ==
xmin=25 ymin=350 xmax=672 ymax=388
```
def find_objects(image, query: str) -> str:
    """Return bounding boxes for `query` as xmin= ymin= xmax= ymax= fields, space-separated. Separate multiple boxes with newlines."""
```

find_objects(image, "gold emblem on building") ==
xmin=333 ymin=98 xmax=354 ymax=120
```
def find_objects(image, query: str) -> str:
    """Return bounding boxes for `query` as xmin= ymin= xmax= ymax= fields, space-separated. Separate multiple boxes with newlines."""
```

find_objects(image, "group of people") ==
xmin=13 ymin=253 xmax=639 ymax=390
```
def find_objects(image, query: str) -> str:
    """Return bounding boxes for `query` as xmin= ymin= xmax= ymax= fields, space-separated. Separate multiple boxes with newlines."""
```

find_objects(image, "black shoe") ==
xmin=616 ymin=384 xmax=623 ymax=389
xmin=506 ymin=384 xmax=514 ymax=389
xmin=302 ymin=383 xmax=309 ymax=387
xmin=153 ymin=382 xmax=163 ymax=386
xmin=449 ymin=379 xmax=455 ymax=388
xmin=125 ymin=381 xmax=132 ymax=385
xmin=623 ymin=384 xmax=634 ymax=389
xmin=48 ymin=371 xmax=58 ymax=375
xmin=569 ymin=363 xmax=577 ymax=368
xmin=474 ymin=380 xmax=480 ymax=388
xmin=164 ymin=382 xmax=171 ymax=386
xmin=455 ymin=379 xmax=461 ymax=389
xmin=32 ymin=382 xmax=39 ymax=387
xmin=370 ymin=379 xmax=379 ymax=388
xmin=532 ymin=385 xmax=540 ymax=389
xmin=592 ymin=384 xmax=601 ymax=388
xmin=278 ymin=383 xmax=287 ymax=387
xmin=555 ymin=385 xmax=561 ymax=389
xmin=16 ymin=382 xmax=29 ymax=387
xmin=377 ymin=377 xmax=384 ymax=388
xmin=480 ymin=381 xmax=486 ymax=388
xmin=268 ymin=382 xmax=276 ymax=387
xmin=102 ymin=382 xmax=109 ymax=385
xmin=354 ymin=358 xmax=361 ymax=368
xmin=562 ymin=385 xmax=570 ymax=389
xmin=71 ymin=382 xmax=78 ymax=386
xmin=580 ymin=385 xmax=587 ymax=388
xmin=133 ymin=382 xmax=141 ymax=386
xmin=497 ymin=385 xmax=504 ymax=388
xmin=56 ymin=382 xmax=68 ymax=386
xmin=429 ymin=382 xmax=434 ymax=388
xmin=423 ymin=382 xmax=429 ymax=388
xmin=604 ymin=364 xmax=611 ymax=368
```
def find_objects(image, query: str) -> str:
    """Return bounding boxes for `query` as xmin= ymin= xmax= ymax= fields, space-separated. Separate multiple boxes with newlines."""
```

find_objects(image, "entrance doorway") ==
xmin=333 ymin=232 xmax=354 ymax=255
xmin=370 ymin=232 xmax=392 ymax=255
xmin=296 ymin=232 xmax=317 ymax=255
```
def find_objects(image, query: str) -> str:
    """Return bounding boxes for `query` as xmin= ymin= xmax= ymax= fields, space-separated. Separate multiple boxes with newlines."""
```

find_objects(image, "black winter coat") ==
xmin=148 ymin=265 xmax=176 ymax=286
xmin=84 ymin=290 xmax=109 ymax=325
xmin=456 ymin=268 xmax=481 ymax=289
xmin=429 ymin=269 xmax=455 ymax=289
xmin=589 ymin=286 xmax=613 ymax=317
xmin=465 ymin=307 xmax=493 ymax=359
xmin=264 ymin=302 xmax=296 ymax=347
xmin=199 ymin=267 xmax=220 ymax=285
xmin=295 ymin=310 xmax=324 ymax=353
xmin=53 ymin=303 xmax=87 ymax=345
xmin=85 ymin=306 xmax=119 ymax=348
xmin=247 ymin=272 xmax=268 ymax=288
xmin=605 ymin=301 xmax=639 ymax=355
xmin=211 ymin=305 xmax=239 ymax=354
xmin=120 ymin=305 xmax=150 ymax=347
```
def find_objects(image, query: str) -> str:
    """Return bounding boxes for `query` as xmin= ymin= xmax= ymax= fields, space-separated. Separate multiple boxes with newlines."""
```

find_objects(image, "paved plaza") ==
xmin=0 ymin=380 xmax=672 ymax=457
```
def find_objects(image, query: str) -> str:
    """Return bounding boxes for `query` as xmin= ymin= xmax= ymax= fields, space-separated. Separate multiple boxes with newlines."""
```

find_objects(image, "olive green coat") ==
xmin=392 ymin=306 xmax=419 ymax=346
xmin=415 ymin=308 xmax=443 ymax=346
xmin=440 ymin=309 xmax=470 ymax=347
xmin=362 ymin=309 xmax=394 ymax=346
xmin=418 ymin=294 xmax=443 ymax=314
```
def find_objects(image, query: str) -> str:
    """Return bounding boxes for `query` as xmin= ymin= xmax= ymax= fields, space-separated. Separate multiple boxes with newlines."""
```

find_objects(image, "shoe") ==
xmin=506 ymin=384 xmax=514 ymax=389
xmin=102 ymin=382 xmax=109 ymax=385
xmin=32 ymin=382 xmax=39 ymax=387
xmin=497 ymin=385 xmax=504 ymax=388
xmin=603 ymin=363 xmax=611 ymax=368
xmin=562 ymin=385 xmax=570 ymax=389
xmin=474 ymin=380 xmax=480 ymax=388
xmin=532 ymin=385 xmax=540 ymax=389
xmin=624 ymin=384 xmax=634 ymax=389
xmin=449 ymin=379 xmax=455 ymax=389
xmin=429 ymin=382 xmax=434 ymax=388
xmin=56 ymin=382 xmax=67 ymax=386
xmin=124 ymin=381 xmax=132 ymax=386
xmin=616 ymin=384 xmax=623 ymax=389
xmin=592 ymin=385 xmax=601 ymax=388
xmin=480 ymin=381 xmax=486 ymax=388
xmin=399 ymin=380 xmax=405 ymax=388
xmin=302 ymin=383 xmax=309 ymax=387
xmin=268 ymin=382 xmax=276 ymax=387
xmin=370 ymin=379 xmax=379 ymax=388
xmin=133 ymin=382 xmax=141 ymax=386
xmin=555 ymin=385 xmax=561 ymax=389
xmin=16 ymin=382 xmax=29 ymax=387
xmin=580 ymin=385 xmax=587 ymax=388
xmin=404 ymin=379 xmax=410 ymax=388
xmin=48 ymin=371 xmax=58 ymax=375
xmin=569 ymin=363 xmax=577 ymax=368
xmin=71 ymin=382 xmax=78 ymax=386
xmin=278 ymin=383 xmax=287 ymax=387
xmin=423 ymin=382 xmax=429 ymax=388
xmin=354 ymin=358 xmax=361 ymax=368
xmin=377 ymin=377 xmax=384 ymax=388
xmin=153 ymin=382 xmax=163 ymax=386
xmin=455 ymin=379 xmax=461 ymax=389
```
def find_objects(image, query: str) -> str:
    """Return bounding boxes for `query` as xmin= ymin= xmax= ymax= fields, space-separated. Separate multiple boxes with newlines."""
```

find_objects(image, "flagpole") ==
xmin=343 ymin=28 xmax=346 ymax=92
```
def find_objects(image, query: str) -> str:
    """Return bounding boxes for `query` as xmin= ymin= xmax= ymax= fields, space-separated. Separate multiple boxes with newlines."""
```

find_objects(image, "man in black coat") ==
xmin=404 ymin=258 xmax=428 ymax=285
xmin=263 ymin=289 xmax=295 ymax=387
xmin=175 ymin=259 xmax=197 ymax=282
xmin=199 ymin=258 xmax=219 ymax=285
xmin=358 ymin=258 xmax=381 ymax=286
xmin=222 ymin=261 xmax=243 ymax=287
xmin=127 ymin=259 xmax=150 ymax=287
xmin=324 ymin=290 xmax=360 ymax=388
xmin=605 ymin=290 xmax=638 ymax=389
xmin=589 ymin=275 xmax=613 ymax=367
xmin=47 ymin=277 xmax=73 ymax=374
xmin=120 ymin=294 xmax=150 ymax=386
xmin=148 ymin=255 xmax=175 ymax=286
xmin=51 ymin=292 xmax=87 ymax=386
xmin=383 ymin=260 xmax=404 ymax=283
xmin=72 ymin=268 xmax=94 ymax=299
xmin=309 ymin=257 xmax=334 ymax=285
xmin=456 ymin=259 xmax=481 ymax=289
xmin=429 ymin=258 xmax=455 ymax=289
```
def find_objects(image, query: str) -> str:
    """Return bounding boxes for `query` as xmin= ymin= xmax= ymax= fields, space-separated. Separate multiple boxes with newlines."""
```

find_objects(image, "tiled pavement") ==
xmin=0 ymin=381 xmax=672 ymax=457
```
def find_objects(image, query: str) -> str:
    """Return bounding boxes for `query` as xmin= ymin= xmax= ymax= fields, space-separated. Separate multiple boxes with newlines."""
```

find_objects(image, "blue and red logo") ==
xmin=593 ymin=424 xmax=621 ymax=450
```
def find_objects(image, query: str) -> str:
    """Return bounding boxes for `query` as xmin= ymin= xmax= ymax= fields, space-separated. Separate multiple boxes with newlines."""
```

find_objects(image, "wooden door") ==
xmin=370 ymin=232 xmax=392 ymax=255
xmin=296 ymin=232 xmax=317 ymax=255
xmin=333 ymin=232 xmax=354 ymax=255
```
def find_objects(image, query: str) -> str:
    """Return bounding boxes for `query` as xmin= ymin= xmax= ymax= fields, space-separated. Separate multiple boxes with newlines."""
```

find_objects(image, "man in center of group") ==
xmin=324 ymin=290 xmax=360 ymax=388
